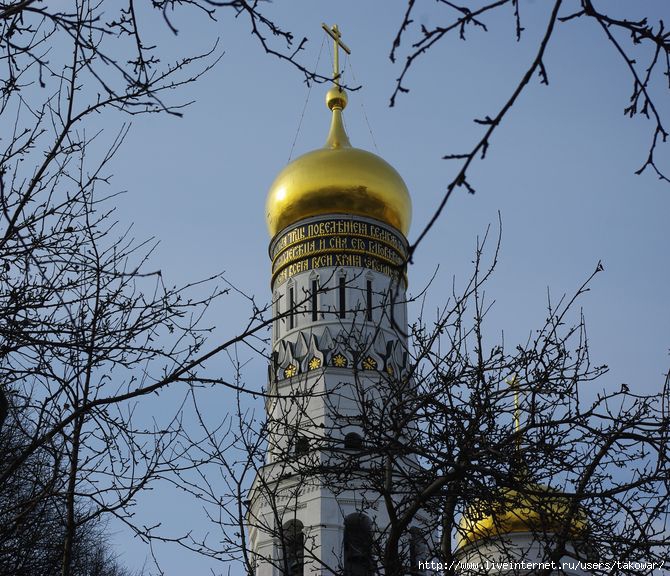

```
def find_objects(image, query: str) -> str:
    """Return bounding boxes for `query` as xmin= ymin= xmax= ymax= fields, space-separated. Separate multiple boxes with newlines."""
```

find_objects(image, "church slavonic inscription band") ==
xmin=270 ymin=217 xmax=408 ymax=287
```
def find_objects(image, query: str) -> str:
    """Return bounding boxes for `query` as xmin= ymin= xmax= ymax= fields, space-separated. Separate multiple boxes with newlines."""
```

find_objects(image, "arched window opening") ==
xmin=344 ymin=513 xmax=373 ymax=576
xmin=409 ymin=527 xmax=428 ymax=575
xmin=366 ymin=279 xmax=373 ymax=322
xmin=311 ymin=278 xmax=318 ymax=321
xmin=344 ymin=432 xmax=363 ymax=451
xmin=294 ymin=435 xmax=310 ymax=456
xmin=339 ymin=276 xmax=346 ymax=319
xmin=281 ymin=519 xmax=304 ymax=576
xmin=274 ymin=291 xmax=280 ymax=339
xmin=289 ymin=285 xmax=295 ymax=329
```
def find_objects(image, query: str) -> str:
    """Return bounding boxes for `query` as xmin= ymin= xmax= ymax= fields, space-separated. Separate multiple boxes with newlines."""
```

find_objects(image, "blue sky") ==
xmin=105 ymin=1 xmax=669 ymax=572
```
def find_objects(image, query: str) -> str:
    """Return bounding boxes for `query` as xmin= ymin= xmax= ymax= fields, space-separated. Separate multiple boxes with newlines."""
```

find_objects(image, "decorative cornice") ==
xmin=272 ymin=327 xmax=407 ymax=382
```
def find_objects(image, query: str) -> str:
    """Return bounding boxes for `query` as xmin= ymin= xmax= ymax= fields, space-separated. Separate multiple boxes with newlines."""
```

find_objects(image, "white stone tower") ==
xmin=246 ymin=25 xmax=416 ymax=576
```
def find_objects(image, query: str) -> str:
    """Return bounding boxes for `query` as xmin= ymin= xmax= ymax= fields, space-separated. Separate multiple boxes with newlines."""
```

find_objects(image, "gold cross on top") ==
xmin=506 ymin=374 xmax=522 ymax=451
xmin=321 ymin=23 xmax=351 ymax=87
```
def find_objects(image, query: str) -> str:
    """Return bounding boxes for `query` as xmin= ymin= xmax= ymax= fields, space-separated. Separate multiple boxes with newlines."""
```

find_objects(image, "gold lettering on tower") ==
xmin=329 ymin=237 xmax=347 ymax=249
xmin=312 ymin=254 xmax=333 ymax=268
xmin=270 ymin=217 xmax=409 ymax=288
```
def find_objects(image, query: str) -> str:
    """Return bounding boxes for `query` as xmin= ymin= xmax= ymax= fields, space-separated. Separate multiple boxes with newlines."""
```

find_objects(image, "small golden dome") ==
xmin=265 ymin=87 xmax=412 ymax=237
xmin=457 ymin=483 xmax=587 ymax=549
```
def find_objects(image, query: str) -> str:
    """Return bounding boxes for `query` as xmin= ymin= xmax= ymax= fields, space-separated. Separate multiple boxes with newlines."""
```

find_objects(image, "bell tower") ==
xmin=246 ymin=24 xmax=416 ymax=576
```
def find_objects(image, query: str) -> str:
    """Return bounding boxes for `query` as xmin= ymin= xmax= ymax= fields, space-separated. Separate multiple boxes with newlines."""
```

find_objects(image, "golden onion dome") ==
xmin=457 ymin=483 xmax=587 ymax=549
xmin=265 ymin=86 xmax=412 ymax=238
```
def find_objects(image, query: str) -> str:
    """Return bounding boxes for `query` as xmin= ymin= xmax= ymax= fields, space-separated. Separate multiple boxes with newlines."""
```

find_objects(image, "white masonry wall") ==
xmin=248 ymin=215 xmax=418 ymax=575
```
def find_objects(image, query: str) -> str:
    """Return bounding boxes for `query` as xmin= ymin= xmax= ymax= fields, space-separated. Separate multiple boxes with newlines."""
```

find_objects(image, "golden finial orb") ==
xmin=326 ymin=86 xmax=347 ymax=110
